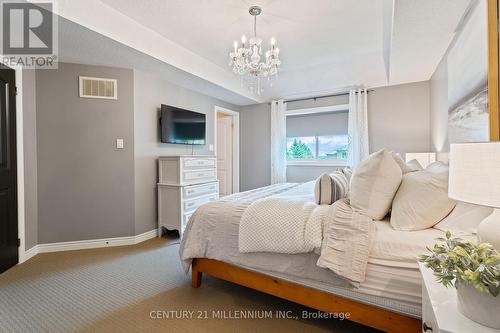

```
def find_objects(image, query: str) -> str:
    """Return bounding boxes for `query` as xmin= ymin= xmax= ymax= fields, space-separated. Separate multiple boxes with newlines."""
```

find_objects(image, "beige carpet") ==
xmin=0 ymin=238 xmax=379 ymax=333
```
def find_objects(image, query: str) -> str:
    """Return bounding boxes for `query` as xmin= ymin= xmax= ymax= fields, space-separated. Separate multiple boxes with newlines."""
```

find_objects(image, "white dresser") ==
xmin=419 ymin=262 xmax=500 ymax=333
xmin=158 ymin=156 xmax=219 ymax=237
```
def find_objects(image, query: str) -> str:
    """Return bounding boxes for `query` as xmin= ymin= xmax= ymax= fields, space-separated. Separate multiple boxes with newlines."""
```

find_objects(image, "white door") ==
xmin=217 ymin=115 xmax=233 ymax=196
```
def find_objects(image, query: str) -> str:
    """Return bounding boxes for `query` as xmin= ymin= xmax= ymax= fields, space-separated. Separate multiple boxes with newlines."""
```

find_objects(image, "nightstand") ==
xmin=419 ymin=262 xmax=500 ymax=333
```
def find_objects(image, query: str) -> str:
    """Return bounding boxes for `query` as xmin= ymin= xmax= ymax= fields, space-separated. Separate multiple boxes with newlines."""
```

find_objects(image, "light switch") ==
xmin=209 ymin=144 xmax=214 ymax=152
xmin=116 ymin=139 xmax=124 ymax=149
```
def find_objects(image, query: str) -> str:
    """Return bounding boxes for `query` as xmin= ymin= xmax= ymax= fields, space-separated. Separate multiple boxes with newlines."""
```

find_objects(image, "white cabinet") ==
xmin=419 ymin=262 xmax=500 ymax=333
xmin=158 ymin=156 xmax=218 ymax=237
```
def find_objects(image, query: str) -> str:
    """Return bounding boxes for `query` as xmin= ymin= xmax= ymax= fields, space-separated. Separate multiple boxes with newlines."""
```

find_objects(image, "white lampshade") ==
xmin=449 ymin=143 xmax=500 ymax=208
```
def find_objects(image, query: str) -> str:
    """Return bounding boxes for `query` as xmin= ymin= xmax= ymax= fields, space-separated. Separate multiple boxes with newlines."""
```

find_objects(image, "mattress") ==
xmin=179 ymin=182 xmax=475 ymax=318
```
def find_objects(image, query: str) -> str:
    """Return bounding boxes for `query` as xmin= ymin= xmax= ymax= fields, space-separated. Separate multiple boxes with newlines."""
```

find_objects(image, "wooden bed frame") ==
xmin=191 ymin=258 xmax=421 ymax=333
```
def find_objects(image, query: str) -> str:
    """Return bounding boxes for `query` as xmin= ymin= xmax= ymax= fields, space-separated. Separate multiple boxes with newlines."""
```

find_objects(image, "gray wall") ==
xmin=22 ymin=70 xmax=38 ymax=250
xmin=239 ymin=103 xmax=271 ymax=191
xmin=239 ymin=81 xmax=431 ymax=190
xmin=133 ymin=70 xmax=239 ymax=234
xmin=286 ymin=165 xmax=344 ymax=183
xmin=36 ymin=63 xmax=135 ymax=243
xmin=368 ymin=81 xmax=431 ymax=154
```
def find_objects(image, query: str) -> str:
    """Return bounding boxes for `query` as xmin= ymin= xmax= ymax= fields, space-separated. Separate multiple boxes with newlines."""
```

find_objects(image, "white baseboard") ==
xmin=134 ymin=229 xmax=158 ymax=244
xmin=19 ymin=229 xmax=159 ymax=263
xmin=22 ymin=245 xmax=39 ymax=263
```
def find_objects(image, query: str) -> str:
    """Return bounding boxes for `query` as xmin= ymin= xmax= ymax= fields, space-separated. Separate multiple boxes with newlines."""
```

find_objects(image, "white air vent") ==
xmin=79 ymin=76 xmax=117 ymax=100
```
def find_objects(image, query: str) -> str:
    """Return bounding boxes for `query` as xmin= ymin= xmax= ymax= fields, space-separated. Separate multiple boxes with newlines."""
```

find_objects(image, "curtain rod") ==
xmin=272 ymin=89 xmax=374 ymax=105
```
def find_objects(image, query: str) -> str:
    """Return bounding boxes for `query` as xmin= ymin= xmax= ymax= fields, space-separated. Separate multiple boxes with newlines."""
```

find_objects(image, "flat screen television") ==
xmin=160 ymin=104 xmax=206 ymax=145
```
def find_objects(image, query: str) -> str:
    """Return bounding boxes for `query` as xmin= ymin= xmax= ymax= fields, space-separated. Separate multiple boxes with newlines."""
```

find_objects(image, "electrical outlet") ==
xmin=116 ymin=139 xmax=124 ymax=149
xmin=209 ymin=144 xmax=214 ymax=152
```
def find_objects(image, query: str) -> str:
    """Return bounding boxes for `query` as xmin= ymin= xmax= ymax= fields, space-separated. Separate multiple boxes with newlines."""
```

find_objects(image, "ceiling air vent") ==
xmin=79 ymin=76 xmax=117 ymax=100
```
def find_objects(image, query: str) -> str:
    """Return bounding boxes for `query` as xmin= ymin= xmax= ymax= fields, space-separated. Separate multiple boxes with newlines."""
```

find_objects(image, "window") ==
xmin=285 ymin=106 xmax=350 ymax=165
xmin=287 ymin=135 xmax=349 ymax=161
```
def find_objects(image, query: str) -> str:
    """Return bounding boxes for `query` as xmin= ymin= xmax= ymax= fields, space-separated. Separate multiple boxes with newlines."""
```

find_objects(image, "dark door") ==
xmin=0 ymin=66 xmax=17 ymax=274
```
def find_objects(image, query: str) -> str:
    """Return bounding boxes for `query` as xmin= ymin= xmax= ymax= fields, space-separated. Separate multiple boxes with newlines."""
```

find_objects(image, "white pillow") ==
xmin=406 ymin=159 xmax=424 ymax=173
xmin=434 ymin=202 xmax=493 ymax=235
xmin=391 ymin=152 xmax=423 ymax=174
xmin=350 ymin=149 xmax=403 ymax=220
xmin=426 ymin=161 xmax=449 ymax=173
xmin=391 ymin=164 xmax=456 ymax=231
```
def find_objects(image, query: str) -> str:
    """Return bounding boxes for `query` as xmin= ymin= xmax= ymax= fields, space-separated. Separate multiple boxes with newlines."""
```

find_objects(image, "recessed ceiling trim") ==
xmin=382 ymin=0 xmax=395 ymax=83
xmin=42 ymin=0 xmax=263 ymax=103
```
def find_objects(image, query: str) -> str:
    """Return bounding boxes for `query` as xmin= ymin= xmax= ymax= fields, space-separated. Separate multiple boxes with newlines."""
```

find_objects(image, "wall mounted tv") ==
xmin=160 ymin=104 xmax=206 ymax=145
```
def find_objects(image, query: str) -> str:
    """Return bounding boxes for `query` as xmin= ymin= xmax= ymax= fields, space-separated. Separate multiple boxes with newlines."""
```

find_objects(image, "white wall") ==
xmin=430 ymin=56 xmax=450 ymax=154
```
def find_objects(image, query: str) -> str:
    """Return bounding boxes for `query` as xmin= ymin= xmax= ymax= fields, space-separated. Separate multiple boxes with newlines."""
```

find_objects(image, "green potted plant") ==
xmin=419 ymin=231 xmax=500 ymax=329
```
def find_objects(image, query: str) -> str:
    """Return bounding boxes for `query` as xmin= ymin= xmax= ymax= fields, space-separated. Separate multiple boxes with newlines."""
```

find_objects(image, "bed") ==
xmin=179 ymin=181 xmax=475 ymax=333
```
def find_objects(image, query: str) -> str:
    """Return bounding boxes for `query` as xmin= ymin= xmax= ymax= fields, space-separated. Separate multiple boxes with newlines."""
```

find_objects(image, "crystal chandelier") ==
xmin=229 ymin=6 xmax=281 ymax=95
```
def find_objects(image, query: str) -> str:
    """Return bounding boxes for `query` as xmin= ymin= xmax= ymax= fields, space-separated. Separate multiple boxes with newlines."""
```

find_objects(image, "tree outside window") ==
xmin=287 ymin=135 xmax=349 ymax=160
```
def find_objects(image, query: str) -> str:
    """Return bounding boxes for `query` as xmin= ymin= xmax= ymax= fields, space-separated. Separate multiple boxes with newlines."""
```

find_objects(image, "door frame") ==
xmin=488 ymin=0 xmax=499 ymax=140
xmin=13 ymin=67 xmax=26 ymax=263
xmin=214 ymin=106 xmax=239 ymax=194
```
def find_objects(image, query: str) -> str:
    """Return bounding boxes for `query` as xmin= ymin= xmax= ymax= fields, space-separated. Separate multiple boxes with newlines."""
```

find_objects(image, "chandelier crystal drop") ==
xmin=229 ymin=6 xmax=281 ymax=95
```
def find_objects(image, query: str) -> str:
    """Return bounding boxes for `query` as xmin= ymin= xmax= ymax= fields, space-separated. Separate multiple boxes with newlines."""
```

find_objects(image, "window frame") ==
xmin=285 ymin=104 xmax=350 ymax=167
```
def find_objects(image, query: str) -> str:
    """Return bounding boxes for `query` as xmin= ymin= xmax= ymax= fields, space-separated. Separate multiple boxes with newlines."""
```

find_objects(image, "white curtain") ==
xmin=348 ymin=89 xmax=370 ymax=169
xmin=270 ymin=100 xmax=287 ymax=184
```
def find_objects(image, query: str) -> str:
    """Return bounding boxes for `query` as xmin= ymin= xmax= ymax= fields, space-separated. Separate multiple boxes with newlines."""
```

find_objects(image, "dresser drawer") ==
xmin=183 ymin=169 xmax=216 ymax=184
xmin=184 ymin=194 xmax=218 ymax=213
xmin=183 ymin=212 xmax=194 ymax=228
xmin=183 ymin=182 xmax=218 ymax=199
xmin=183 ymin=158 xmax=216 ymax=169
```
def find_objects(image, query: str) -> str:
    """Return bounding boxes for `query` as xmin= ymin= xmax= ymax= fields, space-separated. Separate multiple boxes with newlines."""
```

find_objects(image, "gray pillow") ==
xmin=314 ymin=171 xmax=350 ymax=205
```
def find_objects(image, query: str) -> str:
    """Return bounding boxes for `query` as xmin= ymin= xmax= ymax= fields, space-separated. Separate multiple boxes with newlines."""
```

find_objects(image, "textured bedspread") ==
xmin=239 ymin=194 xmax=324 ymax=254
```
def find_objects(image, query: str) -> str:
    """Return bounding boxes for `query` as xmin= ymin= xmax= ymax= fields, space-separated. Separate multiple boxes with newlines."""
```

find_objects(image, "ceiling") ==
xmin=58 ymin=17 xmax=257 ymax=105
xmin=57 ymin=0 xmax=473 ymax=104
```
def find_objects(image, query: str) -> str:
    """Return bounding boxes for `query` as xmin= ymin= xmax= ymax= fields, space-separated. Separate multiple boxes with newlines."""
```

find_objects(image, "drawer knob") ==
xmin=187 ymin=202 xmax=194 ymax=207
xmin=187 ymin=190 xmax=194 ymax=194
xmin=422 ymin=322 xmax=433 ymax=332
xmin=198 ymin=161 xmax=203 ymax=165
xmin=198 ymin=173 xmax=204 ymax=177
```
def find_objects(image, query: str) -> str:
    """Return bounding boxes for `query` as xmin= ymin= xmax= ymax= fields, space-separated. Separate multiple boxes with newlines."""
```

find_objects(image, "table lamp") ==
xmin=449 ymin=143 xmax=500 ymax=248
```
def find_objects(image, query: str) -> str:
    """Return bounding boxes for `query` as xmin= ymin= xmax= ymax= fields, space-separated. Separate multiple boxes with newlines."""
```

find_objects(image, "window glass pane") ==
xmin=317 ymin=135 xmax=349 ymax=160
xmin=287 ymin=136 xmax=316 ymax=159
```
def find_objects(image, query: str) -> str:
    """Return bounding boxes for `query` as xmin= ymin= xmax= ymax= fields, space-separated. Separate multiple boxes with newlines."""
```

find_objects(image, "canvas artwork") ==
xmin=447 ymin=0 xmax=489 ymax=143
xmin=448 ymin=89 xmax=489 ymax=143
